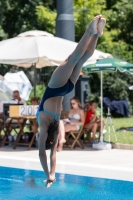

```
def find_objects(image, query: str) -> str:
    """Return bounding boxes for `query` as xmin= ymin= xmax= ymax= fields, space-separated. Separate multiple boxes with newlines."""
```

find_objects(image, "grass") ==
xmin=104 ymin=116 xmax=133 ymax=144
xmin=1 ymin=117 xmax=133 ymax=145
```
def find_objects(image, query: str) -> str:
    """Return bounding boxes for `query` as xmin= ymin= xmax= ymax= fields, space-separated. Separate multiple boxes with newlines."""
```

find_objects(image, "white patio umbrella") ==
xmin=0 ymin=91 xmax=12 ymax=101
xmin=0 ymin=30 xmax=112 ymax=94
xmin=0 ymin=75 xmax=12 ymax=101
xmin=4 ymin=71 xmax=32 ymax=101
xmin=18 ymin=30 xmax=54 ymax=37
xmin=0 ymin=71 xmax=32 ymax=101
xmin=0 ymin=30 xmax=112 ymax=68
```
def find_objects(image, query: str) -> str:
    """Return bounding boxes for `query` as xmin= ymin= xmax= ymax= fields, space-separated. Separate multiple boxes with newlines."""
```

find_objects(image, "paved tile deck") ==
xmin=0 ymin=146 xmax=133 ymax=181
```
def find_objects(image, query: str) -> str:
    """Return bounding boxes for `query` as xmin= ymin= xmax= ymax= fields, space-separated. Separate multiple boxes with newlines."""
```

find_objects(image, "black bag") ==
xmin=46 ymin=120 xmax=59 ymax=150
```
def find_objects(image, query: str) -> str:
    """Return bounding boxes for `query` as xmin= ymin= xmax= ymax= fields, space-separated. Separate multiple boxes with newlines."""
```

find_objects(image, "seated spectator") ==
xmin=84 ymin=100 xmax=104 ymax=143
xmin=64 ymin=97 xmax=85 ymax=131
xmin=84 ymin=101 xmax=91 ymax=112
xmin=5 ymin=90 xmax=26 ymax=131
xmin=31 ymin=96 xmax=39 ymax=106
xmin=12 ymin=90 xmax=26 ymax=105
xmin=27 ymin=97 xmax=39 ymax=142
xmin=57 ymin=97 xmax=85 ymax=151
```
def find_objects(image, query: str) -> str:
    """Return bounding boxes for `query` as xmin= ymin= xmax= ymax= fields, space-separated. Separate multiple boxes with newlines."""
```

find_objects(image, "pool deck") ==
xmin=0 ymin=146 xmax=133 ymax=182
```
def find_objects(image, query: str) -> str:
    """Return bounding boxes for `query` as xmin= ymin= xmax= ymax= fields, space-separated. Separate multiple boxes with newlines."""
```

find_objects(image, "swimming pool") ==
xmin=0 ymin=166 xmax=133 ymax=200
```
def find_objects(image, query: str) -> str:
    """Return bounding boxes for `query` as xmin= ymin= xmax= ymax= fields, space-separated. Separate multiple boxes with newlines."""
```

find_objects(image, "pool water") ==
xmin=0 ymin=166 xmax=133 ymax=200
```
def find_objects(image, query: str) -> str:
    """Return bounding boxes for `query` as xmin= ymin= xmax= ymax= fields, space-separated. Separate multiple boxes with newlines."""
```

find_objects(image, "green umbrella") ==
xmin=82 ymin=58 xmax=133 ymax=148
xmin=83 ymin=58 xmax=133 ymax=73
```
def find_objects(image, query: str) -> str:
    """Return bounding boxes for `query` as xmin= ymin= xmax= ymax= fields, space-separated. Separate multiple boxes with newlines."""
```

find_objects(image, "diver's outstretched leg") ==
xmin=48 ymin=15 xmax=102 ymax=88
xmin=69 ymin=17 xmax=106 ymax=84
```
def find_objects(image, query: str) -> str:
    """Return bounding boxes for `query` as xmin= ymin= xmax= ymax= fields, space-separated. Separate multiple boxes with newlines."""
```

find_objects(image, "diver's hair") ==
xmin=47 ymin=120 xmax=59 ymax=144
xmin=70 ymin=96 xmax=83 ymax=109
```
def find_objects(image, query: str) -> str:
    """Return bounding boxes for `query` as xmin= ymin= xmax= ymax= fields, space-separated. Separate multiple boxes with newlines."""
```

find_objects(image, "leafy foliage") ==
xmin=27 ymin=83 xmax=46 ymax=104
xmin=0 ymin=0 xmax=133 ymax=109
xmin=0 ymin=0 xmax=56 ymax=39
xmin=35 ymin=6 xmax=56 ymax=34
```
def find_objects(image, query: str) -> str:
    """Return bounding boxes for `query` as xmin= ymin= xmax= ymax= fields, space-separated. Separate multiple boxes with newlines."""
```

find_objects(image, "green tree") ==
xmin=74 ymin=0 xmax=106 ymax=41
xmin=97 ymin=0 xmax=133 ymax=63
xmin=87 ymin=0 xmax=133 ymax=110
xmin=0 ymin=0 xmax=56 ymax=83
xmin=0 ymin=0 xmax=56 ymax=39
xmin=27 ymin=83 xmax=46 ymax=104
xmin=36 ymin=6 xmax=56 ymax=34
xmin=0 ymin=0 xmax=133 ymax=108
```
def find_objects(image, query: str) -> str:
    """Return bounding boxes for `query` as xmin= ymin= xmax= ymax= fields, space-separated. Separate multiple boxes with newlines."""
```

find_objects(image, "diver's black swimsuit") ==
xmin=36 ymin=79 xmax=74 ymax=121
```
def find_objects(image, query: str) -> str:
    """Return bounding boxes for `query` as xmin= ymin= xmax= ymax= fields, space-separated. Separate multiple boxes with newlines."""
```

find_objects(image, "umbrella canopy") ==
xmin=0 ymin=74 xmax=12 ymax=101
xmin=4 ymin=71 xmax=32 ymax=101
xmin=0 ymin=72 xmax=32 ymax=101
xmin=0 ymin=91 xmax=12 ymax=101
xmin=18 ymin=30 xmax=54 ymax=37
xmin=83 ymin=58 xmax=133 ymax=73
xmin=0 ymin=30 xmax=112 ymax=68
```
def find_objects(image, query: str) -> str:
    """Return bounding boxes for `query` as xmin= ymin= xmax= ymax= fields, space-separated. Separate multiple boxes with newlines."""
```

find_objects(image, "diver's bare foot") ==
xmin=46 ymin=179 xmax=56 ymax=188
xmin=87 ymin=14 xmax=102 ymax=35
xmin=46 ymin=174 xmax=56 ymax=188
xmin=97 ymin=17 xmax=106 ymax=36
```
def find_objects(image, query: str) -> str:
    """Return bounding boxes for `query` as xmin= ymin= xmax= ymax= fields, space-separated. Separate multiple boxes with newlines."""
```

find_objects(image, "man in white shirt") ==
xmin=12 ymin=90 xmax=26 ymax=105
xmin=5 ymin=90 xmax=26 ymax=132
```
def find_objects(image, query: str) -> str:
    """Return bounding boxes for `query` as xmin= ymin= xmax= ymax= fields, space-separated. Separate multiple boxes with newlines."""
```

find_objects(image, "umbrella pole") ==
xmin=93 ymin=72 xmax=112 ymax=149
xmin=34 ymin=64 xmax=37 ymax=96
xmin=100 ymin=71 xmax=103 ymax=143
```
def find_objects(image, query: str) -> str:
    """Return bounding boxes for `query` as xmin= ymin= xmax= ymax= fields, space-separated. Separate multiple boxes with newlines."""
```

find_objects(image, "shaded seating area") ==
xmin=0 ymin=106 xmax=94 ymax=151
xmin=12 ymin=118 xmax=37 ymax=150
xmin=0 ymin=116 xmax=19 ymax=147
xmin=0 ymin=115 xmax=6 ymax=144
xmin=0 ymin=105 xmax=38 ymax=150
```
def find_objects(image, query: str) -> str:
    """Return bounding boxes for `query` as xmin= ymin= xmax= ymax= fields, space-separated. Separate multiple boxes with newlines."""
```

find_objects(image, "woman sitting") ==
xmin=58 ymin=97 xmax=85 ymax=151
xmin=65 ymin=97 xmax=85 ymax=130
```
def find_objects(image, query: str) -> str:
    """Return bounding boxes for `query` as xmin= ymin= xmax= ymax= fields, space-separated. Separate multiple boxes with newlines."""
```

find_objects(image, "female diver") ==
xmin=36 ymin=15 xmax=106 ymax=187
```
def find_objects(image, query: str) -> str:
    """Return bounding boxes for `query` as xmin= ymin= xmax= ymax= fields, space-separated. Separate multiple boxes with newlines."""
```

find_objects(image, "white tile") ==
xmin=0 ymin=146 xmax=133 ymax=181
